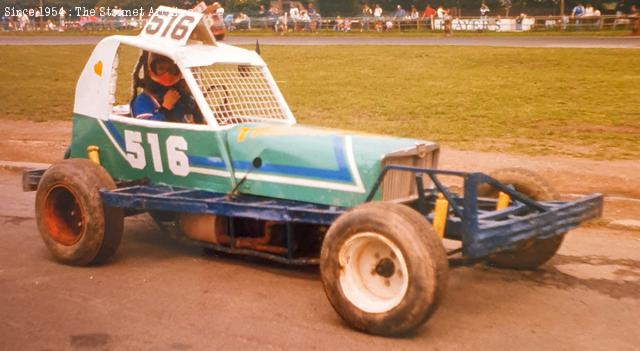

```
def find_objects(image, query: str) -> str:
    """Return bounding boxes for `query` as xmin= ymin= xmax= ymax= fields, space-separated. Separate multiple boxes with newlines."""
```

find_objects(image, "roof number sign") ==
xmin=141 ymin=6 xmax=204 ymax=46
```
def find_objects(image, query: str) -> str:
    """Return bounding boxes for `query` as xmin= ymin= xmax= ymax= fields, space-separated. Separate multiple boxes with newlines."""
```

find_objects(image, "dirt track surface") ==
xmin=1 ymin=120 xmax=639 ymax=349
xmin=1 ymin=35 xmax=640 ymax=48
xmin=1 ymin=169 xmax=639 ymax=350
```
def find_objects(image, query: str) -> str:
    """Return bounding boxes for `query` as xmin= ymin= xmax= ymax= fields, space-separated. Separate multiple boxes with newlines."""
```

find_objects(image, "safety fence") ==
xmin=2 ymin=14 xmax=638 ymax=34
xmin=246 ymin=14 xmax=639 ymax=33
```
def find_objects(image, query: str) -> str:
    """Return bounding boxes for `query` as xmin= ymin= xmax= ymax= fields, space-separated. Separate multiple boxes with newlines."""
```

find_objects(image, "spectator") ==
xmin=616 ymin=0 xmax=626 ymax=16
xmin=114 ymin=6 xmax=126 ymax=30
xmin=28 ymin=9 xmax=35 ymax=31
xmin=289 ymin=4 xmax=300 ymax=31
xmin=224 ymin=13 xmax=234 ymax=29
xmin=410 ymin=5 xmax=419 ymax=20
xmin=59 ymin=7 xmax=66 ymax=31
xmin=393 ymin=4 xmax=406 ymax=30
xmin=584 ymin=3 xmax=595 ymax=16
xmin=300 ymin=10 xmax=311 ymax=31
xmin=266 ymin=5 xmax=278 ymax=30
xmin=201 ymin=2 xmax=225 ymax=39
xmin=631 ymin=5 xmax=639 ymax=35
xmin=480 ymin=3 xmax=490 ymax=19
xmin=34 ymin=7 xmax=42 ymax=31
xmin=275 ymin=13 xmax=287 ymax=34
xmin=333 ymin=16 xmax=344 ymax=31
xmin=234 ymin=12 xmax=250 ymax=30
xmin=268 ymin=5 xmax=279 ymax=16
xmin=422 ymin=4 xmax=435 ymax=19
xmin=572 ymin=3 xmax=585 ymax=18
xmin=571 ymin=2 xmax=585 ymax=26
xmin=362 ymin=3 xmax=373 ymax=31
xmin=422 ymin=4 xmax=436 ymax=29
xmin=30 ymin=8 xmax=41 ymax=30
xmin=515 ymin=12 xmax=527 ymax=30
xmin=373 ymin=4 xmax=383 ymax=32
xmin=436 ymin=5 xmax=446 ymax=19
xmin=443 ymin=8 xmax=453 ymax=35
xmin=308 ymin=3 xmax=320 ymax=32
xmin=394 ymin=5 xmax=406 ymax=19
xmin=289 ymin=4 xmax=300 ymax=19
xmin=344 ymin=17 xmax=352 ymax=31
xmin=385 ymin=19 xmax=394 ymax=31
xmin=256 ymin=4 xmax=265 ymax=29
xmin=308 ymin=3 xmax=318 ymax=17
xmin=19 ymin=12 xmax=29 ymax=31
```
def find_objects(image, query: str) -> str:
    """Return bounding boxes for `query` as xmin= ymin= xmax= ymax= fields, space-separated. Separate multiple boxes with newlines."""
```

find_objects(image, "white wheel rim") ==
xmin=338 ymin=232 xmax=409 ymax=314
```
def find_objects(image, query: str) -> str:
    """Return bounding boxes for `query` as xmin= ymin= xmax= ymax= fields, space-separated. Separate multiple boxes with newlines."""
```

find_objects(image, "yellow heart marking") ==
xmin=93 ymin=61 xmax=103 ymax=77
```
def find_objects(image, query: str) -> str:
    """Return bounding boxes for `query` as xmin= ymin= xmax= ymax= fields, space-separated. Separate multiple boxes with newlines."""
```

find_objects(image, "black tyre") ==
xmin=478 ymin=167 xmax=564 ymax=270
xmin=35 ymin=159 xmax=124 ymax=266
xmin=320 ymin=202 xmax=448 ymax=336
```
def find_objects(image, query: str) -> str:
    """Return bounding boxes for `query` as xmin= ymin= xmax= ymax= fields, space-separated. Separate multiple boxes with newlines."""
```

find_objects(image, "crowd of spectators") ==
xmin=0 ymin=6 xmax=140 ymax=32
xmin=1 ymin=2 xmax=638 ymax=33
xmin=252 ymin=2 xmax=324 ymax=33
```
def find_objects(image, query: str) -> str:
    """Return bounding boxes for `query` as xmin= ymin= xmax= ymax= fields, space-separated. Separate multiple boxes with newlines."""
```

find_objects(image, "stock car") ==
xmin=23 ymin=6 xmax=603 ymax=336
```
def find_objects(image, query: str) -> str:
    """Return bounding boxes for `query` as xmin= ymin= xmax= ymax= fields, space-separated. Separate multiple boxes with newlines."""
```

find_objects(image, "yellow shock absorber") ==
xmin=497 ymin=191 xmax=511 ymax=210
xmin=87 ymin=145 xmax=101 ymax=165
xmin=433 ymin=193 xmax=449 ymax=239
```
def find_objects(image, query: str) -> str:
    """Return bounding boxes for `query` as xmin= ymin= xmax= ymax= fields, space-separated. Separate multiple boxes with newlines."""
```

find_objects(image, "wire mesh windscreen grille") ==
xmin=192 ymin=65 xmax=289 ymax=125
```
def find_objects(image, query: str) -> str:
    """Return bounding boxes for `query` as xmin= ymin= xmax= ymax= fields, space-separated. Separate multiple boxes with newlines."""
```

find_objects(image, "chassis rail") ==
xmin=24 ymin=165 xmax=603 ymax=264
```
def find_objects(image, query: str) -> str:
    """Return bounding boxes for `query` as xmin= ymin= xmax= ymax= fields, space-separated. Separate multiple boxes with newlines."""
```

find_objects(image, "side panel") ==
xmin=69 ymin=114 xmax=232 ymax=193
xmin=69 ymin=116 xmax=438 ymax=208
xmin=222 ymin=124 xmax=433 ymax=207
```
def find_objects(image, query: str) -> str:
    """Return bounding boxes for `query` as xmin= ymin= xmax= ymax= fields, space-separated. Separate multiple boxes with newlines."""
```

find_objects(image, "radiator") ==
xmin=380 ymin=144 xmax=440 ymax=201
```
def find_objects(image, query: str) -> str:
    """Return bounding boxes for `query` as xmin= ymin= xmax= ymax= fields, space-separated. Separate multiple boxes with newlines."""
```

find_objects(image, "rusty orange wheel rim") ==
xmin=43 ymin=184 xmax=85 ymax=246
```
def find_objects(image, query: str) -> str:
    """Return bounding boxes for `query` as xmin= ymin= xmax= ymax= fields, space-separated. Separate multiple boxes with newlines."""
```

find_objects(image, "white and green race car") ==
xmin=24 ymin=6 xmax=603 ymax=337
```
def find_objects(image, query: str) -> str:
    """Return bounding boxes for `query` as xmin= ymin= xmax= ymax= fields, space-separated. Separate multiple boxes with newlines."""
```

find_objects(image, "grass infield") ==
xmin=1 ymin=44 xmax=638 ymax=159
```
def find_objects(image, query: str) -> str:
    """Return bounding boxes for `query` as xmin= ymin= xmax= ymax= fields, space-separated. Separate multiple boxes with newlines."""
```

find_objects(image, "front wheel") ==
xmin=320 ymin=202 xmax=448 ymax=336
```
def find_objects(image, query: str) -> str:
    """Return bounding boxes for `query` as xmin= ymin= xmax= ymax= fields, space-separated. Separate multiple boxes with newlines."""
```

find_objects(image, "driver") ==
xmin=131 ymin=53 xmax=187 ymax=123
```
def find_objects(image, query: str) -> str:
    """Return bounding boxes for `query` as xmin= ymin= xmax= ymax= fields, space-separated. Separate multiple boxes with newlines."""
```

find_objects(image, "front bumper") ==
xmin=464 ymin=194 xmax=603 ymax=259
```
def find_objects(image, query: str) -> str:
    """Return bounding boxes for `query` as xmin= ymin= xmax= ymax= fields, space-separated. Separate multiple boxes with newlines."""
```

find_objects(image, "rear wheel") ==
xmin=320 ymin=202 xmax=448 ymax=336
xmin=35 ymin=159 xmax=123 ymax=266
xmin=479 ymin=167 xmax=564 ymax=270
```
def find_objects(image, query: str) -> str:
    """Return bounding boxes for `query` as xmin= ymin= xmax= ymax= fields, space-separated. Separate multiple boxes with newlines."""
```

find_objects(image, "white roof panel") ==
xmin=112 ymin=35 xmax=266 ymax=68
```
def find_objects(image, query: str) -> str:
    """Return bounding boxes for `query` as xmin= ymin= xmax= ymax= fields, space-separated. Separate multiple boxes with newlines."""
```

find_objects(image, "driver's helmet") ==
xmin=146 ymin=53 xmax=181 ymax=87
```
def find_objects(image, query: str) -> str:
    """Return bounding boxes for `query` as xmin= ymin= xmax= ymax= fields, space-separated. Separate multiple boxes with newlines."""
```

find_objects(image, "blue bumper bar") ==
xmin=465 ymin=194 xmax=603 ymax=259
